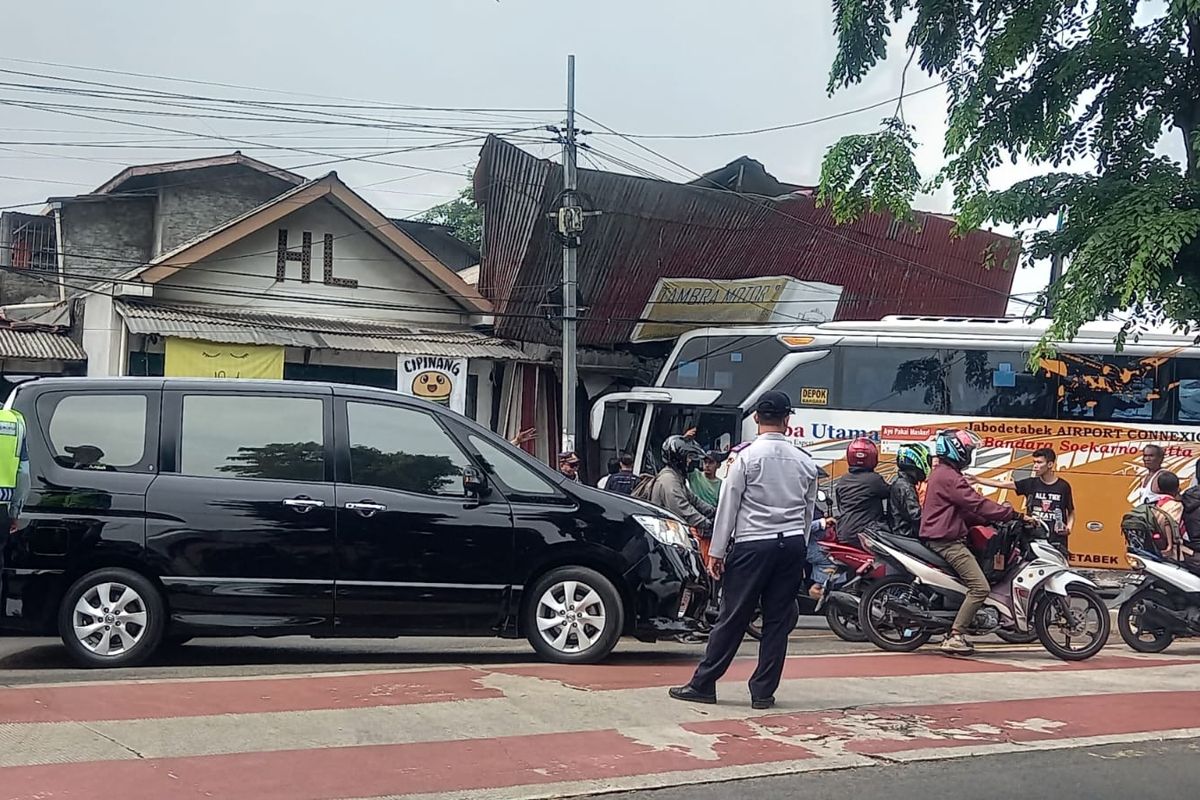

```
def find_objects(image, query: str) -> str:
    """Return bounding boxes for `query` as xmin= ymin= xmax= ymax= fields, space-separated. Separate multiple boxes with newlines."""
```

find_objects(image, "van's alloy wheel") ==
xmin=71 ymin=581 xmax=148 ymax=655
xmin=524 ymin=566 xmax=623 ymax=664
xmin=536 ymin=580 xmax=607 ymax=653
xmin=58 ymin=568 xmax=165 ymax=668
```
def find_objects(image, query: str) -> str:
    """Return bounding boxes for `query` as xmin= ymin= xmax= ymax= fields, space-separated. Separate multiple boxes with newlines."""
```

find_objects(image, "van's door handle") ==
xmin=345 ymin=501 xmax=387 ymax=517
xmin=282 ymin=497 xmax=325 ymax=513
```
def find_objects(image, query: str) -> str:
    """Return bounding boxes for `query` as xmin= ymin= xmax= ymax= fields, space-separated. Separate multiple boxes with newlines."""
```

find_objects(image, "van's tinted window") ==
xmin=180 ymin=395 xmax=325 ymax=481
xmin=347 ymin=403 xmax=469 ymax=496
xmin=45 ymin=394 xmax=147 ymax=470
xmin=468 ymin=434 xmax=557 ymax=496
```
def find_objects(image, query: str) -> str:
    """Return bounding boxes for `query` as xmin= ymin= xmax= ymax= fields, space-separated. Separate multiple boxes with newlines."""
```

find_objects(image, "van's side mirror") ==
xmin=463 ymin=467 xmax=488 ymax=497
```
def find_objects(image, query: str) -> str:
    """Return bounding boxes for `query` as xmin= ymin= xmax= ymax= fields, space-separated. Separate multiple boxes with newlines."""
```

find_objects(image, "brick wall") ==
xmin=156 ymin=166 xmax=293 ymax=256
xmin=60 ymin=198 xmax=155 ymax=283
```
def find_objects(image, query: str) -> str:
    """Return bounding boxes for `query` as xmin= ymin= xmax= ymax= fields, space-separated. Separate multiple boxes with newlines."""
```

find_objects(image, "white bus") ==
xmin=591 ymin=316 xmax=1200 ymax=569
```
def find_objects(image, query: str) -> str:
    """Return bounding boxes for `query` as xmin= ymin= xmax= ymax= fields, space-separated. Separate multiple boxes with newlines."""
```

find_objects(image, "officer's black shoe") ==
xmin=669 ymin=685 xmax=716 ymax=705
xmin=751 ymin=696 xmax=775 ymax=710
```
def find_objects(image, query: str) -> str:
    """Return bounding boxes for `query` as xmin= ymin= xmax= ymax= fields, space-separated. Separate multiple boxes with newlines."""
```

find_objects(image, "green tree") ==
xmin=819 ymin=1 xmax=1200 ymax=354
xmin=419 ymin=183 xmax=483 ymax=252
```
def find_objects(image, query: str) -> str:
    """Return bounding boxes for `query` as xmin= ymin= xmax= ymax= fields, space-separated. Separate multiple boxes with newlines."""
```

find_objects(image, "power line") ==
xmin=588 ymin=80 xmax=949 ymax=140
xmin=0 ymin=57 xmax=560 ymax=116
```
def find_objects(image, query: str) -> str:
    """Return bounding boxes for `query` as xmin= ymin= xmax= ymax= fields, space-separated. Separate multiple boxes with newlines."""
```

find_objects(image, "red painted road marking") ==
xmin=0 ymin=668 xmax=501 ymax=724
xmin=0 ymin=653 xmax=1188 ymax=724
xmin=741 ymin=690 xmax=1200 ymax=756
xmin=494 ymin=652 xmax=1191 ymax=692
xmin=0 ymin=691 xmax=1195 ymax=800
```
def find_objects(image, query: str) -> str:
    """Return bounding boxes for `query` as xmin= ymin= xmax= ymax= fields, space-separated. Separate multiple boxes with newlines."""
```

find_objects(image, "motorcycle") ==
xmin=857 ymin=518 xmax=1110 ymax=661
xmin=1117 ymin=544 xmax=1200 ymax=653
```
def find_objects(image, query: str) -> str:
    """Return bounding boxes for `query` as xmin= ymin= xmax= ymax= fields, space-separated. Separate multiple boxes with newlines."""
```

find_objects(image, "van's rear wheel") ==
xmin=525 ymin=567 xmax=623 ymax=664
xmin=58 ymin=568 xmax=164 ymax=668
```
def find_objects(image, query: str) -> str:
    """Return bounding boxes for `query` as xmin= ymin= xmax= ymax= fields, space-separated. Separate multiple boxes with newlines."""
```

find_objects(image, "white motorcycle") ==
xmin=857 ymin=519 xmax=1110 ymax=661
xmin=1118 ymin=546 xmax=1200 ymax=652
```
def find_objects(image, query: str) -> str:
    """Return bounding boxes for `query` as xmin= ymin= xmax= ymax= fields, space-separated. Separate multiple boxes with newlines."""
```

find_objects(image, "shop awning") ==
xmin=0 ymin=323 xmax=87 ymax=362
xmin=114 ymin=300 xmax=529 ymax=361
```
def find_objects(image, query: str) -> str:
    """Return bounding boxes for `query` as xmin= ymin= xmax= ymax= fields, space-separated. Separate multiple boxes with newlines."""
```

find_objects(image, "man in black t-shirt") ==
xmin=970 ymin=447 xmax=1074 ymax=548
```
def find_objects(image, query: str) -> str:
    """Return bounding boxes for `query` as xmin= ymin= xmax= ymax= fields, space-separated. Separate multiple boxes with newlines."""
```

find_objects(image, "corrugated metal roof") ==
xmin=475 ymin=137 xmax=1020 ymax=347
xmin=114 ymin=300 xmax=528 ymax=360
xmin=0 ymin=325 xmax=86 ymax=361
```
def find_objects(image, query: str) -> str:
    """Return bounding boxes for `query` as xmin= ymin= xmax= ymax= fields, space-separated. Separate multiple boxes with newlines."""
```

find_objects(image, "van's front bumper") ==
xmin=624 ymin=540 xmax=707 ymax=640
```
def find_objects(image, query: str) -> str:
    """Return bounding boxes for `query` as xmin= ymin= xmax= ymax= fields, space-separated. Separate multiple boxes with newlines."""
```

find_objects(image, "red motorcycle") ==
xmin=818 ymin=522 xmax=887 ymax=642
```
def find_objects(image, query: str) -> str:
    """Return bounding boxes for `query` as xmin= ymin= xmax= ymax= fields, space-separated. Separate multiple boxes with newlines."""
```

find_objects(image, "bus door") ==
xmin=589 ymin=388 xmax=725 ymax=473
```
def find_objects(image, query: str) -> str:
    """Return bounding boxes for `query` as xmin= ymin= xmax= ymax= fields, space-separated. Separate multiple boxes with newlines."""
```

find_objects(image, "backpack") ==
xmin=604 ymin=471 xmax=638 ymax=496
xmin=1122 ymin=504 xmax=1179 ymax=556
xmin=631 ymin=473 xmax=657 ymax=501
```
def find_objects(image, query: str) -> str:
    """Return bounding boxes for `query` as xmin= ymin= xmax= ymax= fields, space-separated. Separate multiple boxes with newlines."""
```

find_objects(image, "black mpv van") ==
xmin=0 ymin=378 xmax=705 ymax=667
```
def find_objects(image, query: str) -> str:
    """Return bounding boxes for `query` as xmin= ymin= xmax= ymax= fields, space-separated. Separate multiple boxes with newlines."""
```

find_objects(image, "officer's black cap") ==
xmin=754 ymin=390 xmax=793 ymax=415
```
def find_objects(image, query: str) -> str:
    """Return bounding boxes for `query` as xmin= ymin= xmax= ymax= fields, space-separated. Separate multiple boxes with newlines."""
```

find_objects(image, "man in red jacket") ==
xmin=921 ymin=429 xmax=1025 ymax=655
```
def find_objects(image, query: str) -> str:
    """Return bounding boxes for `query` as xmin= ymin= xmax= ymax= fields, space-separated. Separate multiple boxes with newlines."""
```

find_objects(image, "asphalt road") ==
xmin=612 ymin=739 xmax=1200 ymax=800
xmin=0 ymin=618 xmax=871 ymax=685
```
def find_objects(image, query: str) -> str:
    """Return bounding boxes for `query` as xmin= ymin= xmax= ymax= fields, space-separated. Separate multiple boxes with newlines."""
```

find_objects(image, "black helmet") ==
xmin=662 ymin=435 xmax=705 ymax=471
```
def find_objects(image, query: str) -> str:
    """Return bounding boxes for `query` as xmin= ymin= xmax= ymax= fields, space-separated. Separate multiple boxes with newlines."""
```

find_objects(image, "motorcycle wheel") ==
xmin=995 ymin=629 xmax=1039 ymax=645
xmin=1117 ymin=590 xmax=1174 ymax=653
xmin=826 ymin=600 xmax=867 ymax=642
xmin=860 ymin=576 xmax=933 ymax=652
xmin=746 ymin=608 xmax=763 ymax=641
xmin=1034 ymin=584 xmax=1110 ymax=662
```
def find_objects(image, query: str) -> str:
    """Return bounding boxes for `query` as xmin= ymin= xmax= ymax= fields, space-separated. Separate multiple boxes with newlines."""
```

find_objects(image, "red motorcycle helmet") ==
xmin=846 ymin=437 xmax=879 ymax=470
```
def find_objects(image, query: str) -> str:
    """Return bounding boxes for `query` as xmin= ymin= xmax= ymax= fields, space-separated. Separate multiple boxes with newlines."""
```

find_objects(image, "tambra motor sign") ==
xmin=398 ymin=355 xmax=467 ymax=414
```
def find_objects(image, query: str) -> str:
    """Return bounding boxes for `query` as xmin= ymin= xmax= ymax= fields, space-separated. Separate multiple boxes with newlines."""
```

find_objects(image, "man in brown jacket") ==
xmin=922 ymin=429 xmax=1024 ymax=656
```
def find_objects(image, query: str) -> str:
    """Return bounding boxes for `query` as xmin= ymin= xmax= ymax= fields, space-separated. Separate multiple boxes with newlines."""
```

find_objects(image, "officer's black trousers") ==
xmin=689 ymin=533 xmax=807 ymax=700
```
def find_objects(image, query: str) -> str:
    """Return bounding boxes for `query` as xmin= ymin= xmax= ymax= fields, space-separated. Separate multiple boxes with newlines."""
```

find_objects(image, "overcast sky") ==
xmin=1 ymin=0 xmax=1065 ymax=309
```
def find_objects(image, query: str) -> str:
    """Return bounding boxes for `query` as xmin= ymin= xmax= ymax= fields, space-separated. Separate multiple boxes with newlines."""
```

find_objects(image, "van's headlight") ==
xmin=634 ymin=515 xmax=692 ymax=548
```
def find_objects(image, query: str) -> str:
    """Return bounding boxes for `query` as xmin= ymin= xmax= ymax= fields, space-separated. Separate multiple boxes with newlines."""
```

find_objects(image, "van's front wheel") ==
xmin=58 ymin=568 xmax=165 ymax=668
xmin=525 ymin=567 xmax=623 ymax=664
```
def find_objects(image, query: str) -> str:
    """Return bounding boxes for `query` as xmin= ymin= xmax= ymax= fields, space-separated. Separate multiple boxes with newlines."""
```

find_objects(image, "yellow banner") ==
xmin=164 ymin=338 xmax=284 ymax=380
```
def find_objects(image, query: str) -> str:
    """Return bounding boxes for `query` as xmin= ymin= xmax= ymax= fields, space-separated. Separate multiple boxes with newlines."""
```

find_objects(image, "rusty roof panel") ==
xmin=476 ymin=137 xmax=1019 ymax=346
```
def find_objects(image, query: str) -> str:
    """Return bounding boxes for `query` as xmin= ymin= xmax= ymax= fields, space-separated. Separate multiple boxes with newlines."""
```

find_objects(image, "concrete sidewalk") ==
xmin=1 ymin=645 xmax=1199 ymax=799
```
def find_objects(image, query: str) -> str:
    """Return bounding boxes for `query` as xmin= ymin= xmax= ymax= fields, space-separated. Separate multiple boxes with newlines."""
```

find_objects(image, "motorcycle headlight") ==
xmin=634 ymin=515 xmax=692 ymax=549
xmin=1126 ymin=553 xmax=1145 ymax=571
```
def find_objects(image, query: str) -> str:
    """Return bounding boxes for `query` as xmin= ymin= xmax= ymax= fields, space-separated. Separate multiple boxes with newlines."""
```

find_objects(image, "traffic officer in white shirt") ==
xmin=669 ymin=390 xmax=818 ymax=710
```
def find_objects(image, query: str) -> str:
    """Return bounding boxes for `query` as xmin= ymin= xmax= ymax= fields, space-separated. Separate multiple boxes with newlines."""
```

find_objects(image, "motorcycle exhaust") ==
xmin=1140 ymin=599 xmax=1198 ymax=635
xmin=828 ymin=590 xmax=860 ymax=614
xmin=881 ymin=597 xmax=952 ymax=630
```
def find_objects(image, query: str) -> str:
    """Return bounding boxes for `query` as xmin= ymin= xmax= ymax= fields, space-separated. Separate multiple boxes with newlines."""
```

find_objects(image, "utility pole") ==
xmin=1046 ymin=207 xmax=1065 ymax=316
xmin=558 ymin=54 xmax=582 ymax=455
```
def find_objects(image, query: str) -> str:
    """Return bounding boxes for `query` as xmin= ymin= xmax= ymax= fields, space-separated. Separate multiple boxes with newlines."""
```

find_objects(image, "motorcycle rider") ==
xmin=651 ymin=435 xmax=715 ymax=537
xmin=922 ymin=429 xmax=1025 ymax=656
xmin=834 ymin=437 xmax=890 ymax=545
xmin=889 ymin=443 xmax=930 ymax=538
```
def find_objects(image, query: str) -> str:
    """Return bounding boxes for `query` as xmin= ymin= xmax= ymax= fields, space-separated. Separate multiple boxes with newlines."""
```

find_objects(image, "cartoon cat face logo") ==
xmin=412 ymin=371 xmax=452 ymax=405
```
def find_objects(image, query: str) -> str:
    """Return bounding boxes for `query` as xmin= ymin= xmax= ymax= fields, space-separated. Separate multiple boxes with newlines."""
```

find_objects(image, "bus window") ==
xmin=775 ymin=350 xmax=836 ymax=408
xmin=840 ymin=346 xmax=949 ymax=413
xmin=644 ymin=406 xmax=740 ymax=474
xmin=1050 ymin=354 xmax=1172 ymax=422
xmin=949 ymin=350 xmax=1055 ymax=418
xmin=662 ymin=335 xmax=789 ymax=403
xmin=1176 ymin=359 xmax=1200 ymax=423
